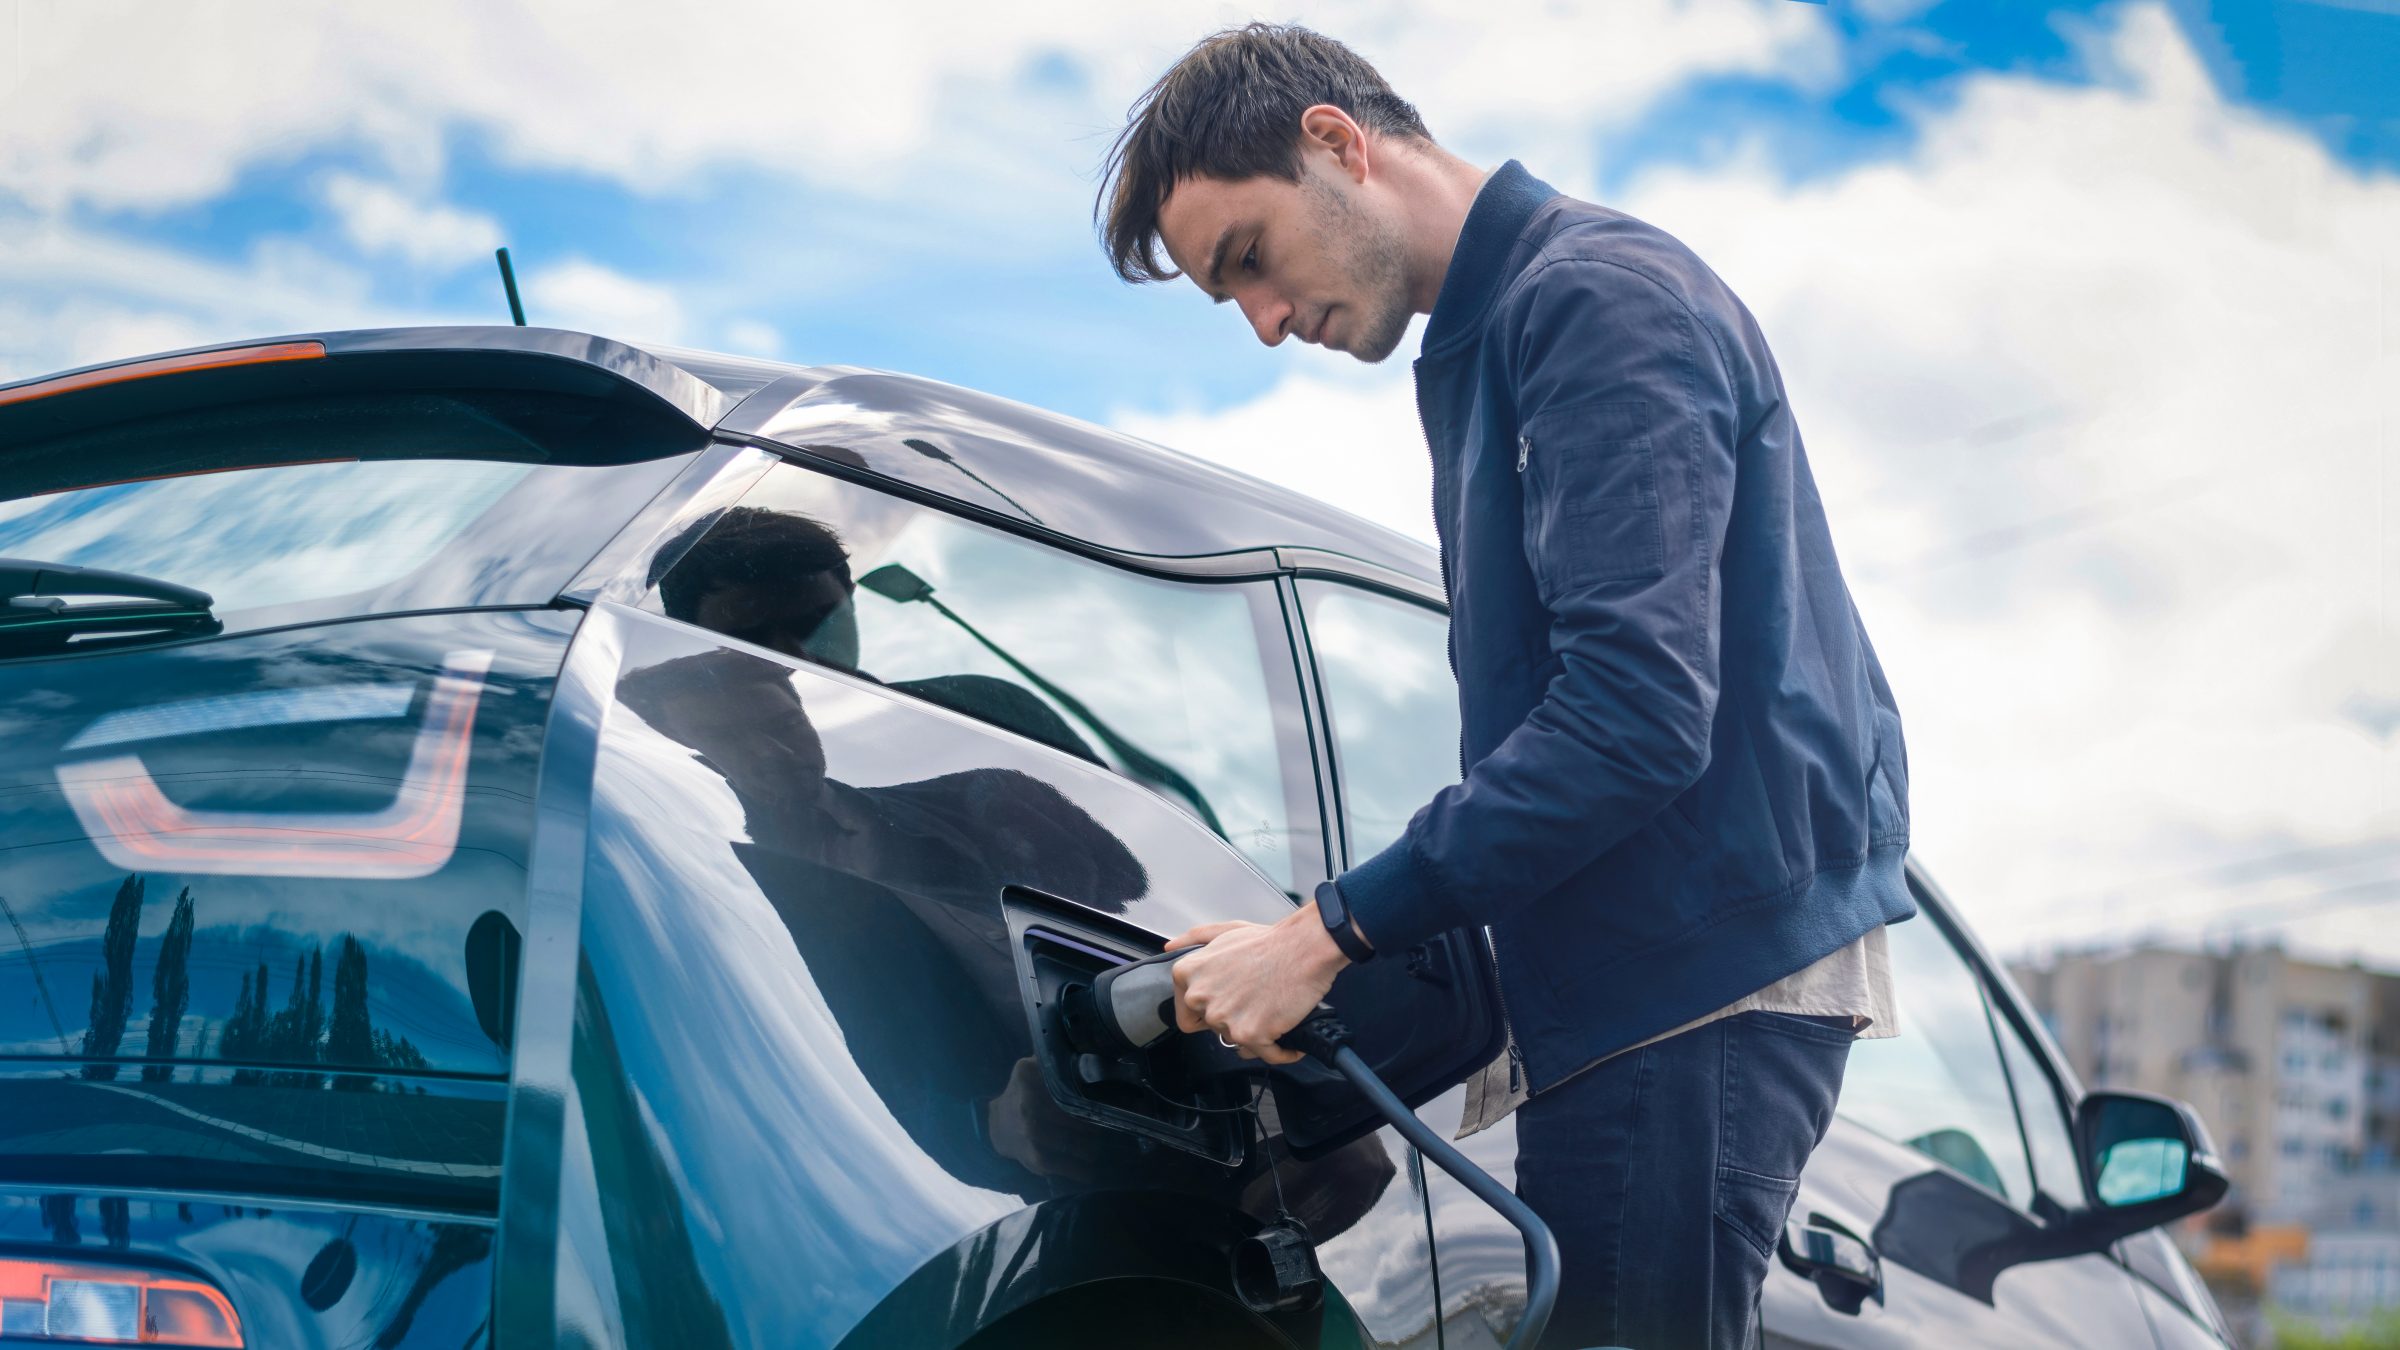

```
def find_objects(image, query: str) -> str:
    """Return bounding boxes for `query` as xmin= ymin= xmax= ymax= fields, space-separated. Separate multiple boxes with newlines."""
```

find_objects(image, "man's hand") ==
xmin=1164 ymin=902 xmax=1352 ymax=1066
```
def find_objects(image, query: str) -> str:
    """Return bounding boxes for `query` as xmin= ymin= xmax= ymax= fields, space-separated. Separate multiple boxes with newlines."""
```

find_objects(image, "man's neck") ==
xmin=1388 ymin=147 xmax=1496 ymax=315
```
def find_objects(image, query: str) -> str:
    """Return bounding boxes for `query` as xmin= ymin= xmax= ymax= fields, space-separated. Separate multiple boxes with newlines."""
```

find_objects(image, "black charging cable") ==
xmin=1068 ymin=955 xmax=1563 ymax=1349
xmin=1280 ymin=1009 xmax=1560 ymax=1350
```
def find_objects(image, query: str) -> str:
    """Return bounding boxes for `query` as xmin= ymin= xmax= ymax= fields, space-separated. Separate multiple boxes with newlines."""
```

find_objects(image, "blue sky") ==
xmin=2 ymin=0 xmax=2395 ymax=961
xmin=8 ymin=0 xmax=2389 ymax=418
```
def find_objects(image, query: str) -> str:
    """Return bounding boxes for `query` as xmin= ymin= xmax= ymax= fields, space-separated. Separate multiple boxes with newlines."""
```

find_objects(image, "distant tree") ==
xmin=79 ymin=875 xmax=145 ymax=1081
xmin=222 ymin=959 xmax=275 ymax=1085
xmin=140 ymin=889 xmax=195 ymax=1081
xmin=39 ymin=1194 xmax=77 ymax=1247
xmin=371 ymin=1028 xmax=428 ymax=1073
xmin=328 ymin=935 xmax=374 ymax=1089
xmin=263 ymin=949 xmax=330 ymax=1087
xmin=269 ymin=955 xmax=305 ymax=1058
xmin=303 ymin=948 xmax=324 ymax=1055
xmin=223 ymin=971 xmax=254 ymax=1059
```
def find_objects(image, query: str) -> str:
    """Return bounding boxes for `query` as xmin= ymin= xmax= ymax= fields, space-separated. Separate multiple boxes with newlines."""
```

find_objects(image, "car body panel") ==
xmin=496 ymin=603 xmax=1439 ymax=1348
xmin=1760 ymin=1118 xmax=2157 ymax=1348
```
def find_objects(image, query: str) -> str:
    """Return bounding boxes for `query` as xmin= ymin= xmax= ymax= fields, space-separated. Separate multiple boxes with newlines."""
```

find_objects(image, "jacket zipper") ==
xmin=1496 ymin=939 xmax=1524 ymax=1094
xmin=1415 ymin=360 xmax=1523 ymax=1097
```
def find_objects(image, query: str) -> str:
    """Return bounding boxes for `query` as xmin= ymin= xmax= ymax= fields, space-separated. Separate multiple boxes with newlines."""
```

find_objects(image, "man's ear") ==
xmin=1298 ymin=104 xmax=1372 ymax=184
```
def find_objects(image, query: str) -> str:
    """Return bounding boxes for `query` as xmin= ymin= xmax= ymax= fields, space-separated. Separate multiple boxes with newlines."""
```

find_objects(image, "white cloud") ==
xmin=321 ymin=173 xmax=501 ymax=270
xmin=721 ymin=318 xmax=782 ymax=357
xmin=521 ymin=257 xmax=688 ymax=347
xmin=1115 ymin=4 xmax=2400 ymax=964
xmin=0 ymin=0 xmax=1840 ymax=383
xmin=0 ymin=297 xmax=216 ymax=376
xmin=0 ymin=0 xmax=1834 ymax=214
xmin=0 ymin=214 xmax=455 ymax=379
xmin=1114 ymin=336 xmax=1432 ymax=543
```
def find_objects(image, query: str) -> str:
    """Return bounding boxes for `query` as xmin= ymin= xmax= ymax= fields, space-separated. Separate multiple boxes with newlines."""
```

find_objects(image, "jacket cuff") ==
xmin=1337 ymin=835 xmax=1459 ymax=954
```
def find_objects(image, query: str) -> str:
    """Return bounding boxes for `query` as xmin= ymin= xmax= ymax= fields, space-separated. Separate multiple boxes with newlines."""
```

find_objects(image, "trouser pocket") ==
xmin=1714 ymin=1163 xmax=1802 ymax=1260
xmin=1712 ymin=1011 xmax=1854 ymax=1254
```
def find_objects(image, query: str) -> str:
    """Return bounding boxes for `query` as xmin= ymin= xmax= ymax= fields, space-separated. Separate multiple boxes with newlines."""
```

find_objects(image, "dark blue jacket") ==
xmin=1336 ymin=163 xmax=1916 ymax=1092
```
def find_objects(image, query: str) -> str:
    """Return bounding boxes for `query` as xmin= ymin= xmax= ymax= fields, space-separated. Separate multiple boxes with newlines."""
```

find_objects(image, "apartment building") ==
xmin=2009 ymin=944 xmax=2400 ymax=1223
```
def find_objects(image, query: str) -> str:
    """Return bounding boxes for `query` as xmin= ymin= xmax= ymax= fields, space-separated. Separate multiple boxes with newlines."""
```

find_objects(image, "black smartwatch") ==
xmin=1313 ymin=879 xmax=1377 ymax=964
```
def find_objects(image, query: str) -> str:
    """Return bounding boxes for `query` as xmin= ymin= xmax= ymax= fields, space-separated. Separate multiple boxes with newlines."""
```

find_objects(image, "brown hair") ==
xmin=1096 ymin=24 xmax=1431 ymax=284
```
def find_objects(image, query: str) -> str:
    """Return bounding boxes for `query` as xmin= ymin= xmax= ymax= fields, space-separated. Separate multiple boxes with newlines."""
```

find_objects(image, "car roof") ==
xmin=666 ymin=349 xmax=1438 ymax=589
xmin=1 ymin=326 xmax=1434 ymax=589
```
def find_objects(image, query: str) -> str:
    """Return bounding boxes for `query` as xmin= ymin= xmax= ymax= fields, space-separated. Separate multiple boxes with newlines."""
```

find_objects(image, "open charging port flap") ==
xmin=1005 ymin=891 xmax=1251 ymax=1167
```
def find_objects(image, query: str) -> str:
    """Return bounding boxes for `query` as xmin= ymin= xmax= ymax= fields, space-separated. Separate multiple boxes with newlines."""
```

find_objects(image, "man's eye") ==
xmin=1242 ymin=245 xmax=1258 ymax=273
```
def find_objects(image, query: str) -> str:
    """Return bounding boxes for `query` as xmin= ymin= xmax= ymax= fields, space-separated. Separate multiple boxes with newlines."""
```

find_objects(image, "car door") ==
xmin=1292 ymin=579 xmax=1534 ymax=1347
xmin=2117 ymin=1229 xmax=2238 ymax=1348
xmin=1764 ymin=896 xmax=2157 ymax=1348
xmin=503 ymin=457 xmax=1451 ymax=1348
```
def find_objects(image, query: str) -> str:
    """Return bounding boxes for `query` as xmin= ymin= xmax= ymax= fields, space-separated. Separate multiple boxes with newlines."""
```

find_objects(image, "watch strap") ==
xmin=1314 ymin=879 xmax=1376 ymax=964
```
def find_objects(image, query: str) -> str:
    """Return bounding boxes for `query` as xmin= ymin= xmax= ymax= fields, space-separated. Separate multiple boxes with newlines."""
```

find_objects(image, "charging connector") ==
xmin=1064 ymin=951 xmax=1562 ymax=1350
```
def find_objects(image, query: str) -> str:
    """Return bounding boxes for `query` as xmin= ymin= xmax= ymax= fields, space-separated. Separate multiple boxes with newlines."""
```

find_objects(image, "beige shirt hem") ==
xmin=1455 ymin=924 xmax=1896 ymax=1139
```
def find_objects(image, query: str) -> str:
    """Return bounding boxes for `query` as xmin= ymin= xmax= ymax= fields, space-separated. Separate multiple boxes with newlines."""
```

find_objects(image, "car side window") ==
xmin=652 ymin=462 xmax=1319 ymax=890
xmin=1990 ymin=993 xmax=2088 ymax=1216
xmin=1838 ymin=912 xmax=2038 ymax=1208
xmin=1296 ymin=582 xmax=1460 ymax=863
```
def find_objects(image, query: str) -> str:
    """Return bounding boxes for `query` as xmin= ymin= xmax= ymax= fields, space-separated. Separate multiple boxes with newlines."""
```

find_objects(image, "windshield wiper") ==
xmin=1 ymin=558 xmax=220 ymax=657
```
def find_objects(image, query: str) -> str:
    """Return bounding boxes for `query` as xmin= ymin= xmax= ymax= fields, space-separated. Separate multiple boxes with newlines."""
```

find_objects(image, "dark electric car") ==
xmin=0 ymin=329 xmax=2231 ymax=1348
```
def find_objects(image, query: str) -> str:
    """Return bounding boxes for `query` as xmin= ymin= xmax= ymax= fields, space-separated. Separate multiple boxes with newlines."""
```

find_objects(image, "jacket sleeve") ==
xmin=1336 ymin=254 xmax=1739 ymax=952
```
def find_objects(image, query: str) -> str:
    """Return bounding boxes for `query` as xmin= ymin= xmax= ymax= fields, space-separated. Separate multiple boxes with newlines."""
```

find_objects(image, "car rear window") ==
xmin=0 ymin=458 xmax=537 ymax=614
xmin=0 ymin=389 xmax=705 ymax=637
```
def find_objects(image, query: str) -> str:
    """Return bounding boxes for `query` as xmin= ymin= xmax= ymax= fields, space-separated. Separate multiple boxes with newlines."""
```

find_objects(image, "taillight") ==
xmin=0 ymin=1258 xmax=241 ymax=1346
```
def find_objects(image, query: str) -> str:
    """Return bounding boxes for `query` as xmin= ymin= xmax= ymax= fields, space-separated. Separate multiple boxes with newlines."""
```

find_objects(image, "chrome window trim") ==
xmin=721 ymin=432 xmax=1446 ymax=602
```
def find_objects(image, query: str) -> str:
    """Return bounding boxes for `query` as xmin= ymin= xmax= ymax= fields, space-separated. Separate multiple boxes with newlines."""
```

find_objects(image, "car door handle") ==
xmin=1778 ymin=1215 xmax=1881 ymax=1314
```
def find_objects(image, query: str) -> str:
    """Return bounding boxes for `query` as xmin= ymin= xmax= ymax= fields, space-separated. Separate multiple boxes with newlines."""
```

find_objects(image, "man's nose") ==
xmin=1240 ymin=293 xmax=1291 ymax=347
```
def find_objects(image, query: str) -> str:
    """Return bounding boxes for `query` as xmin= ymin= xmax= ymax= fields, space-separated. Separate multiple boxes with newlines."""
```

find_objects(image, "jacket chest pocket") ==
xmin=1518 ymin=400 xmax=1666 ymax=589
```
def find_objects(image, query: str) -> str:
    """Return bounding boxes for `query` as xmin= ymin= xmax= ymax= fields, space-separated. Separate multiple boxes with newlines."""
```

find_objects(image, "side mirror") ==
xmin=2068 ymin=1090 xmax=2228 ymax=1244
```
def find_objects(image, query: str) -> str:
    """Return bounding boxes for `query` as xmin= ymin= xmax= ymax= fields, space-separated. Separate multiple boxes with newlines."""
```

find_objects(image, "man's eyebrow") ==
xmin=1204 ymin=223 xmax=1238 ymax=297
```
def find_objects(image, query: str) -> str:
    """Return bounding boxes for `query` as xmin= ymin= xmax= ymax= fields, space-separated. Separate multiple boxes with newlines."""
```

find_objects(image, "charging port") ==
xmin=1005 ymin=895 xmax=1250 ymax=1166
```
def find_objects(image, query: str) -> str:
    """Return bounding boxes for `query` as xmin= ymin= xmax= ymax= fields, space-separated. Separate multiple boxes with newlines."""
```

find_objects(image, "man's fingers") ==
xmin=1226 ymin=1038 xmax=1302 ymax=1065
xmin=1211 ymin=1019 xmax=1306 ymax=1066
xmin=1164 ymin=921 xmax=1249 ymax=952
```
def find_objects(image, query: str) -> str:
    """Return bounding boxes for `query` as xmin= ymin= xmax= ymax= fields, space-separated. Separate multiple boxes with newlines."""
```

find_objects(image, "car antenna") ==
xmin=493 ymin=247 xmax=528 ymax=326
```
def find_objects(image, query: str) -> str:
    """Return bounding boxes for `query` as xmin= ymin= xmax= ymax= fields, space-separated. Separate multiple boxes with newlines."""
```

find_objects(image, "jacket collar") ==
xmin=1419 ymin=160 xmax=1559 ymax=360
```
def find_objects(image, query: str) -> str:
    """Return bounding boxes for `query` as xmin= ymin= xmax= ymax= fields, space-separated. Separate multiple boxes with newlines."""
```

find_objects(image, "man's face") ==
xmin=1157 ymin=154 xmax=1413 ymax=363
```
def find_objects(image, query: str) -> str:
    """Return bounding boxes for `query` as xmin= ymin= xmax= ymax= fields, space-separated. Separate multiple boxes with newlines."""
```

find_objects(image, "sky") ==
xmin=2 ymin=0 xmax=2395 ymax=966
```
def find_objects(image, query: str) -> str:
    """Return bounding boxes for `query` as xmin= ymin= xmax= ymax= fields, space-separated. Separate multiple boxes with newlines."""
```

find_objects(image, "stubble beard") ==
xmin=1306 ymin=176 xmax=1414 ymax=364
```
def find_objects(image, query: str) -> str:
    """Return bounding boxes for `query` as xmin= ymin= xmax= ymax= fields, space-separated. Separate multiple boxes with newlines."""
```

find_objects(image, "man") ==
xmin=1096 ymin=25 xmax=1915 ymax=1349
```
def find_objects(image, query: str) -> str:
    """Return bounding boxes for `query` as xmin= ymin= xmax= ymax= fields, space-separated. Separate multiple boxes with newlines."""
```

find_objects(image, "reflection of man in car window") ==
xmin=655 ymin=506 xmax=862 ymax=671
xmin=653 ymin=506 xmax=1097 ymax=762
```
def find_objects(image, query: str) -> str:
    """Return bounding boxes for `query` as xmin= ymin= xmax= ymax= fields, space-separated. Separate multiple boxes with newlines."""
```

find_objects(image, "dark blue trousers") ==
xmin=1514 ymin=1009 xmax=1855 ymax=1350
